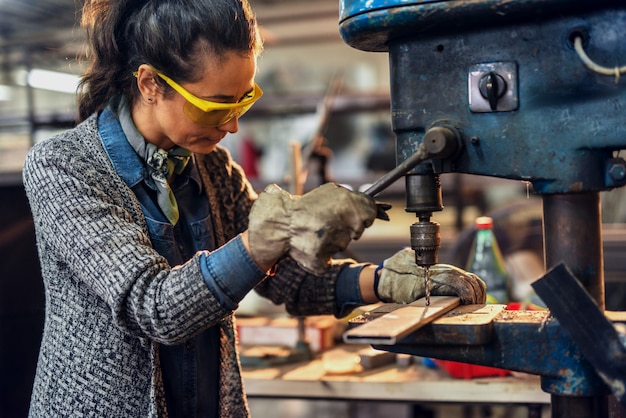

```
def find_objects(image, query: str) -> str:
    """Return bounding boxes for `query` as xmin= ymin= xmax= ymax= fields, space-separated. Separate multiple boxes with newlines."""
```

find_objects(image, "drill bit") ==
xmin=424 ymin=266 xmax=431 ymax=306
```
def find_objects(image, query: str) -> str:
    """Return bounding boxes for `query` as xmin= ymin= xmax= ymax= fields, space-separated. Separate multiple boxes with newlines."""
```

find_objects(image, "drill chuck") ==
xmin=410 ymin=220 xmax=441 ymax=267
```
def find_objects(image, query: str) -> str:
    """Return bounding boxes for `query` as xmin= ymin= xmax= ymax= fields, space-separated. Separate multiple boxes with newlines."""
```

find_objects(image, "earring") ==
xmin=147 ymin=97 xmax=153 ymax=102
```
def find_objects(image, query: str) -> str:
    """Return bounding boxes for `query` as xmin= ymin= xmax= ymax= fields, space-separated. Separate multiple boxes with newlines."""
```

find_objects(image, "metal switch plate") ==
xmin=468 ymin=61 xmax=519 ymax=112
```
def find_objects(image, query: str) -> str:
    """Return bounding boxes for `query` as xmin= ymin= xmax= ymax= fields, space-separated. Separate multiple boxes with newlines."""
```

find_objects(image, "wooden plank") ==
xmin=343 ymin=296 xmax=460 ymax=345
xmin=607 ymin=310 xmax=626 ymax=322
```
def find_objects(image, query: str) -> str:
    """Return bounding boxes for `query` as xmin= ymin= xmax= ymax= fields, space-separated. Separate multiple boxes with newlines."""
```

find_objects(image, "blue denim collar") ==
xmin=98 ymin=98 xmax=147 ymax=189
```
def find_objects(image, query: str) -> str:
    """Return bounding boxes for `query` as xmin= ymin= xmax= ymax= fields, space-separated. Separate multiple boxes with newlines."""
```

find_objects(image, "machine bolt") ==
xmin=422 ymin=126 xmax=459 ymax=159
xmin=609 ymin=163 xmax=626 ymax=181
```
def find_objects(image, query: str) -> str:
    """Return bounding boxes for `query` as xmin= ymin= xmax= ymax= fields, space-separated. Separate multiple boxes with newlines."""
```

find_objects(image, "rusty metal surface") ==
xmin=408 ymin=304 xmax=506 ymax=345
xmin=350 ymin=301 xmax=609 ymax=396
xmin=352 ymin=299 xmax=626 ymax=399
xmin=380 ymin=310 xmax=609 ymax=397
xmin=349 ymin=303 xmax=507 ymax=345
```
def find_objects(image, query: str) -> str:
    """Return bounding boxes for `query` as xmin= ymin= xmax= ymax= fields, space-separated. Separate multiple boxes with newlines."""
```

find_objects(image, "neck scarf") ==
xmin=144 ymin=144 xmax=192 ymax=225
xmin=117 ymin=98 xmax=192 ymax=225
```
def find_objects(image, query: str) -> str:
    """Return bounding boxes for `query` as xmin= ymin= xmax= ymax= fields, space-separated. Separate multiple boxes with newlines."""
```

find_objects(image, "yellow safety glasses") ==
xmin=134 ymin=68 xmax=263 ymax=127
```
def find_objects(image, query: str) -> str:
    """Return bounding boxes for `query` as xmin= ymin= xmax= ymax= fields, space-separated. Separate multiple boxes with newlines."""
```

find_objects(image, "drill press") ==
xmin=340 ymin=1 xmax=626 ymax=417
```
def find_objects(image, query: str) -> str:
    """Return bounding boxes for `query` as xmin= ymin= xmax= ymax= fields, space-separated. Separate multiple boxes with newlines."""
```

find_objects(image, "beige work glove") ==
xmin=377 ymin=248 xmax=487 ymax=304
xmin=248 ymin=183 xmax=388 ymax=274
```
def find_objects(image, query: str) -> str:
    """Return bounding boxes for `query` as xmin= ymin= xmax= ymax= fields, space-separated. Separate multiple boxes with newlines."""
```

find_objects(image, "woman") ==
xmin=23 ymin=0 xmax=485 ymax=416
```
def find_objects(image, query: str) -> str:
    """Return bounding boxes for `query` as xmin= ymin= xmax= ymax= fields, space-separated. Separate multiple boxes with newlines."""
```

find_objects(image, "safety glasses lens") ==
xmin=182 ymin=101 xmax=254 ymax=127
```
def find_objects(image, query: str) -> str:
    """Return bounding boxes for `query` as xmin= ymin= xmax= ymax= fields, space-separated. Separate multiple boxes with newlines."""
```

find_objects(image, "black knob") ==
xmin=479 ymin=72 xmax=507 ymax=111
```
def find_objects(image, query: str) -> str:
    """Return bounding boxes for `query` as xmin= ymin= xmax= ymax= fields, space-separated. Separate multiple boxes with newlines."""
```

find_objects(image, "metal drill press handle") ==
xmin=362 ymin=126 xmax=460 ymax=198
xmin=362 ymin=141 xmax=429 ymax=198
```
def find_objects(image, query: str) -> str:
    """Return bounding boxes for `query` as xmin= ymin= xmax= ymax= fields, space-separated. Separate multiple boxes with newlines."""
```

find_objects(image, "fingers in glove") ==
xmin=286 ymin=183 xmax=378 ymax=274
xmin=247 ymin=184 xmax=292 ymax=269
xmin=378 ymin=252 xmax=487 ymax=304
xmin=309 ymin=184 xmax=378 ymax=240
xmin=429 ymin=264 xmax=487 ymax=304
xmin=375 ymin=202 xmax=392 ymax=221
xmin=383 ymin=248 xmax=421 ymax=275
xmin=342 ymin=191 xmax=378 ymax=237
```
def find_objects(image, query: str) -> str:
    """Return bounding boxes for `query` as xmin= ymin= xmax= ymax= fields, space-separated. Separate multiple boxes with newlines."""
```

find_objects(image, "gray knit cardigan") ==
xmin=23 ymin=114 xmax=348 ymax=417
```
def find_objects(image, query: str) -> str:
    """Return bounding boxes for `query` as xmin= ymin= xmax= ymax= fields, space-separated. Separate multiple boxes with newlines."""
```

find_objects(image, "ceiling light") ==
xmin=0 ymin=85 xmax=11 ymax=101
xmin=27 ymin=69 xmax=80 ymax=94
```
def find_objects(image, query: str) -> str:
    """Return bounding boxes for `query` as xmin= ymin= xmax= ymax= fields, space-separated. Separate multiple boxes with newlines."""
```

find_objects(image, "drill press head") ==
xmin=406 ymin=173 xmax=443 ymax=268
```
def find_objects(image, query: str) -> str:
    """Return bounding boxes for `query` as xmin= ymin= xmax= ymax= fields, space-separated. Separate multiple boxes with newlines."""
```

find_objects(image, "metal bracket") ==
xmin=532 ymin=263 xmax=626 ymax=407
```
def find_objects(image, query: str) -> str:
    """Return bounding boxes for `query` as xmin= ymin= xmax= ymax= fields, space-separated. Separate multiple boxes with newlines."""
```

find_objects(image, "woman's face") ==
xmin=134 ymin=52 xmax=257 ymax=154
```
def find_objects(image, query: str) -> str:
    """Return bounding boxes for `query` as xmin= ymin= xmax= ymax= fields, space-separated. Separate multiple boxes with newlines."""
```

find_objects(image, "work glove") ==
xmin=376 ymin=248 xmax=487 ymax=304
xmin=248 ymin=183 xmax=389 ymax=274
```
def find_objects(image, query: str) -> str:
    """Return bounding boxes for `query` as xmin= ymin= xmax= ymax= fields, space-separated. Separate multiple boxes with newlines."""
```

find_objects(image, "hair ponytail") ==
xmin=77 ymin=1 xmax=142 ymax=121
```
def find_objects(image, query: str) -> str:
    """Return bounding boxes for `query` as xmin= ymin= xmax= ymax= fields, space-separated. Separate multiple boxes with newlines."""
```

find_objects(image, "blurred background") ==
xmin=2 ymin=1 xmax=626 ymax=417
xmin=0 ymin=0 xmax=394 ymax=182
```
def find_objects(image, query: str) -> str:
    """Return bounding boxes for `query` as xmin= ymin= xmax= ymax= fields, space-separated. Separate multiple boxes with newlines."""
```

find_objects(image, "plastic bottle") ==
xmin=465 ymin=216 xmax=509 ymax=304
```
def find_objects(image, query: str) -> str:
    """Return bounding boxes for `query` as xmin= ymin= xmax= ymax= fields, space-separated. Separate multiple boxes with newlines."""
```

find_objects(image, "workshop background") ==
xmin=1 ymin=1 xmax=626 ymax=417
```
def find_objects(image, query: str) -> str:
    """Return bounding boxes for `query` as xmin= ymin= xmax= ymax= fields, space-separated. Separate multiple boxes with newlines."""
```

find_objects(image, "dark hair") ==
xmin=77 ymin=0 xmax=263 ymax=122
